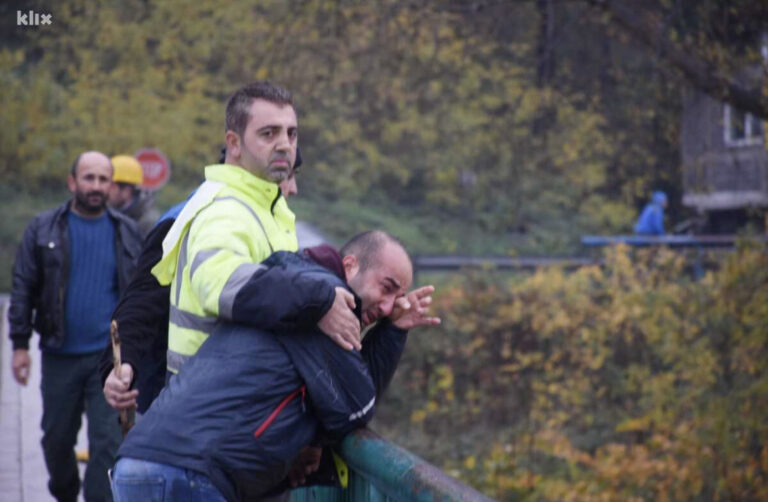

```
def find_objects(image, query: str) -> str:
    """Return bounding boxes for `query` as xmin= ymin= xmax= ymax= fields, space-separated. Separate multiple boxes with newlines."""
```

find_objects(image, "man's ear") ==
xmin=225 ymin=130 xmax=241 ymax=159
xmin=342 ymin=254 xmax=359 ymax=282
xmin=67 ymin=174 xmax=76 ymax=194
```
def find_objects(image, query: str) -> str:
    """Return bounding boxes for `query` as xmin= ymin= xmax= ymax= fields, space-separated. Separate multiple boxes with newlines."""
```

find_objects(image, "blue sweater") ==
xmin=54 ymin=211 xmax=119 ymax=354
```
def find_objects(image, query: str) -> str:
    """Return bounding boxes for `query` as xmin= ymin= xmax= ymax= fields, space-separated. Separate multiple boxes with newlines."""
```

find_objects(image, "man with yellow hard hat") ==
xmin=109 ymin=155 xmax=159 ymax=237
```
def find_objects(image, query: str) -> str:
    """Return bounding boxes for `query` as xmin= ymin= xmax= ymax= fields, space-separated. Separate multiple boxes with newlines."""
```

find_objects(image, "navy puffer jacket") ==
xmin=117 ymin=250 xmax=408 ymax=501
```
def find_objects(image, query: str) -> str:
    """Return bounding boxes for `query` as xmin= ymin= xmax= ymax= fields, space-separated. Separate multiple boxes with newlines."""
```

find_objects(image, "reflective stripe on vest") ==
xmin=218 ymin=262 xmax=266 ymax=320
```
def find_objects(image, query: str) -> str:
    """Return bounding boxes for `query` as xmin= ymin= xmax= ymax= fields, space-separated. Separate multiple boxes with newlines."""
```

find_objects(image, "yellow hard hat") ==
xmin=111 ymin=155 xmax=144 ymax=185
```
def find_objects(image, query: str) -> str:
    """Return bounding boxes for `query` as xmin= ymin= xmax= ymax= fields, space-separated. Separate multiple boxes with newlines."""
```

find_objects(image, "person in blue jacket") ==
xmin=634 ymin=190 xmax=668 ymax=235
xmin=109 ymin=231 xmax=439 ymax=502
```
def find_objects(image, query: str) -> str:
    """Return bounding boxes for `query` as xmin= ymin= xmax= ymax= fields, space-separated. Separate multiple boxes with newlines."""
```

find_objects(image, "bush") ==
xmin=375 ymin=244 xmax=768 ymax=501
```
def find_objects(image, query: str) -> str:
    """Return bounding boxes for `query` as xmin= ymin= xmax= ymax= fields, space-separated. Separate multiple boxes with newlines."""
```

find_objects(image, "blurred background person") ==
xmin=108 ymin=155 xmax=160 ymax=237
xmin=634 ymin=190 xmax=668 ymax=236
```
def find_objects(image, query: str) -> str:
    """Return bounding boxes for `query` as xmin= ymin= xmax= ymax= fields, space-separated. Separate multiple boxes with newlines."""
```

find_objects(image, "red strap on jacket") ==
xmin=253 ymin=385 xmax=306 ymax=438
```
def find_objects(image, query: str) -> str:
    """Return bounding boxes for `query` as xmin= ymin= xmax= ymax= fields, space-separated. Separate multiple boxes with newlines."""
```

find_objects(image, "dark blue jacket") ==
xmin=117 ymin=251 xmax=408 ymax=501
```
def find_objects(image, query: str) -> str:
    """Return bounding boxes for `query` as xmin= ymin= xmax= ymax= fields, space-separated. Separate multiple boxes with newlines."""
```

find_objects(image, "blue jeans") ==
xmin=110 ymin=457 xmax=228 ymax=502
xmin=41 ymin=351 xmax=121 ymax=502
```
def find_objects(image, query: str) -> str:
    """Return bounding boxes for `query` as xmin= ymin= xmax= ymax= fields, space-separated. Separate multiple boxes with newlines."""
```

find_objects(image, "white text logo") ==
xmin=17 ymin=10 xmax=53 ymax=27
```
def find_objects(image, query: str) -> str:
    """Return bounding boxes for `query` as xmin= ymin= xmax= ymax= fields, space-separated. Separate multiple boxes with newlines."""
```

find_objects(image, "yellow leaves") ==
xmin=499 ymin=363 xmax=521 ymax=373
xmin=410 ymin=410 xmax=427 ymax=423
xmin=435 ymin=365 xmax=454 ymax=391
xmin=395 ymin=245 xmax=768 ymax=499
xmin=460 ymin=336 xmax=486 ymax=357
xmin=616 ymin=415 xmax=652 ymax=433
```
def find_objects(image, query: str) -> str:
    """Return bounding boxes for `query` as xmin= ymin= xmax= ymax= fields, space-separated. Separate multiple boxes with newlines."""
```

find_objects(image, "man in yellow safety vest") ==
xmin=151 ymin=81 xmax=360 ymax=376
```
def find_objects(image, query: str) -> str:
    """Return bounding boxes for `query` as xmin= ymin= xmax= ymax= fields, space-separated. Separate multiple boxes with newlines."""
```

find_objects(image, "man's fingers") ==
xmin=111 ymin=392 xmax=138 ymax=410
xmin=340 ymin=309 xmax=361 ymax=350
xmin=118 ymin=363 xmax=134 ymax=385
xmin=340 ymin=288 xmax=356 ymax=310
xmin=15 ymin=368 xmax=29 ymax=385
xmin=413 ymin=285 xmax=435 ymax=298
xmin=109 ymin=391 xmax=139 ymax=409
xmin=340 ymin=330 xmax=361 ymax=351
xmin=332 ymin=332 xmax=354 ymax=351
xmin=107 ymin=396 xmax=138 ymax=411
xmin=104 ymin=367 xmax=139 ymax=410
xmin=13 ymin=369 xmax=28 ymax=385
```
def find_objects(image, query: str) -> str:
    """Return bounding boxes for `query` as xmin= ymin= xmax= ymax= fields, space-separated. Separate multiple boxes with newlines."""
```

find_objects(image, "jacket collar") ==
xmin=204 ymin=164 xmax=281 ymax=208
xmin=303 ymin=244 xmax=345 ymax=281
xmin=303 ymin=245 xmax=363 ymax=322
xmin=59 ymin=199 xmax=119 ymax=222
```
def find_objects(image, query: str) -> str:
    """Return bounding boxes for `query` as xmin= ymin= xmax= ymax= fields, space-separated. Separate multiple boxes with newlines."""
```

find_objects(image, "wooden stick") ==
xmin=110 ymin=320 xmax=134 ymax=436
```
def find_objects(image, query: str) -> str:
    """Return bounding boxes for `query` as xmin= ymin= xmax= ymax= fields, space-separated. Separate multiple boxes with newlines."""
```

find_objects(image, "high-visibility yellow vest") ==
xmin=152 ymin=164 xmax=297 ymax=373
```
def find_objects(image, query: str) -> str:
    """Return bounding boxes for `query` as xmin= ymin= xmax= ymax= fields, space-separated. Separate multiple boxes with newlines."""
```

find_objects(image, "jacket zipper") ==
xmin=253 ymin=385 xmax=306 ymax=438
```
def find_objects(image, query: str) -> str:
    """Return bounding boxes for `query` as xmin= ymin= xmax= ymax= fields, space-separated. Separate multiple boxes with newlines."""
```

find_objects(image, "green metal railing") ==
xmin=290 ymin=429 xmax=493 ymax=502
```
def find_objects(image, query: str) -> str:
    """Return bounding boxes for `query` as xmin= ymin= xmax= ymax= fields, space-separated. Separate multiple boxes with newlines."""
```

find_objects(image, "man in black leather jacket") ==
xmin=8 ymin=151 xmax=142 ymax=502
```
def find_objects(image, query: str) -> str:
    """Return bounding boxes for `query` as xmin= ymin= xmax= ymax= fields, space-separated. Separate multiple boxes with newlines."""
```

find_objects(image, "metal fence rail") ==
xmin=581 ymin=234 xmax=768 ymax=248
xmin=291 ymin=429 xmax=493 ymax=502
xmin=413 ymin=255 xmax=596 ymax=271
xmin=411 ymin=235 xmax=766 ymax=274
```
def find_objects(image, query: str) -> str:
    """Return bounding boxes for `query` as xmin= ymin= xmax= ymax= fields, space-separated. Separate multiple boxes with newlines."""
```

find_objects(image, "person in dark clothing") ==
xmin=100 ymin=150 xmax=303 ymax=413
xmin=99 ymin=208 xmax=180 ymax=413
xmin=8 ymin=151 xmax=142 ymax=502
xmin=108 ymin=154 xmax=160 ymax=238
xmin=110 ymin=231 xmax=439 ymax=502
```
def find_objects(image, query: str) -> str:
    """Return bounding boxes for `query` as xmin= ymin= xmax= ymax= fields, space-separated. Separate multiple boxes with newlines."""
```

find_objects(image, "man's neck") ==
xmin=70 ymin=200 xmax=105 ymax=219
xmin=221 ymin=158 xmax=271 ymax=182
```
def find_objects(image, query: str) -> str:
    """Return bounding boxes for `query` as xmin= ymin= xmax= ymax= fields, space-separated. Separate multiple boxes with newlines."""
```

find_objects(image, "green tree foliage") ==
xmin=376 ymin=245 xmax=768 ymax=500
xmin=2 ymin=0 xmax=695 ymax=256
xmin=586 ymin=0 xmax=768 ymax=120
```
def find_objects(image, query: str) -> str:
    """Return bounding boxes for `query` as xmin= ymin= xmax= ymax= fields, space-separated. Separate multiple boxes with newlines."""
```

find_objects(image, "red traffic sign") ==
xmin=135 ymin=148 xmax=171 ymax=190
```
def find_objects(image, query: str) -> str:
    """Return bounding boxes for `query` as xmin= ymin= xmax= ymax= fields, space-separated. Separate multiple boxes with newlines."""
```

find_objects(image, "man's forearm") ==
xmin=228 ymin=254 xmax=336 ymax=331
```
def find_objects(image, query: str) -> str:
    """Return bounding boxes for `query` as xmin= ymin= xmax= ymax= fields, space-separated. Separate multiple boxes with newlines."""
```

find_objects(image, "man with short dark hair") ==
xmin=8 ymin=151 xmax=142 ymax=502
xmin=122 ymin=81 xmax=359 ymax=389
xmin=110 ymin=232 xmax=439 ymax=501
xmin=101 ymin=158 xmax=302 ymax=414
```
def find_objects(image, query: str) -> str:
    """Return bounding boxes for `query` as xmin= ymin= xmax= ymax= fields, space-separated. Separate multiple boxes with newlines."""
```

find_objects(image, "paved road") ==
xmin=0 ymin=294 xmax=88 ymax=502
